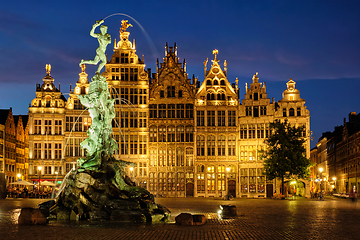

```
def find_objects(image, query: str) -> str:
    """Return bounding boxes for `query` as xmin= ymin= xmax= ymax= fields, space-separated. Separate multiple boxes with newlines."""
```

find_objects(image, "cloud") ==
xmin=274 ymin=51 xmax=310 ymax=67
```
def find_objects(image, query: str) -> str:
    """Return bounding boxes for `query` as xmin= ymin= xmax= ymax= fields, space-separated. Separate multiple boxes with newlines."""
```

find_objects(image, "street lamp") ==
xmin=17 ymin=173 xmax=21 ymax=181
xmin=319 ymin=167 xmax=323 ymax=192
xmin=226 ymin=167 xmax=230 ymax=197
xmin=38 ymin=166 xmax=42 ymax=192
xmin=130 ymin=167 xmax=134 ymax=178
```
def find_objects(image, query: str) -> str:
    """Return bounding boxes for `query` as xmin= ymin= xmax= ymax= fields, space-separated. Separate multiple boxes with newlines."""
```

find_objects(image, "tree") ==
xmin=261 ymin=120 xmax=312 ymax=195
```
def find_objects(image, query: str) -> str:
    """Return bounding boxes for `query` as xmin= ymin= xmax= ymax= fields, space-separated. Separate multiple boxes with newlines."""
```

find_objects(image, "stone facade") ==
xmin=0 ymin=108 xmax=29 ymax=184
xmin=28 ymin=22 xmax=310 ymax=197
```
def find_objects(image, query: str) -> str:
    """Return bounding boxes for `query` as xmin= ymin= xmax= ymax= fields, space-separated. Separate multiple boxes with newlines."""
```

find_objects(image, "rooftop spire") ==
xmin=46 ymin=64 xmax=51 ymax=76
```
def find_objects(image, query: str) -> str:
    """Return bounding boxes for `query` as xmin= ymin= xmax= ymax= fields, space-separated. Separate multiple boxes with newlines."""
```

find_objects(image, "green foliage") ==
xmin=261 ymin=120 xmax=311 ymax=181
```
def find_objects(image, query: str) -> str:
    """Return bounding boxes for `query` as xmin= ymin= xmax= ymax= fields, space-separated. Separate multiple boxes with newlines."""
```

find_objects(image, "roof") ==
xmin=0 ymin=109 xmax=11 ymax=125
xmin=13 ymin=115 xmax=29 ymax=128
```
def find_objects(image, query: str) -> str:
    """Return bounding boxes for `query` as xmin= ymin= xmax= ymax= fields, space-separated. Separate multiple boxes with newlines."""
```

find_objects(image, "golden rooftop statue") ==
xmin=120 ymin=20 xmax=133 ymax=33
xmin=81 ymin=64 xmax=86 ymax=73
xmin=46 ymin=64 xmax=51 ymax=75
xmin=212 ymin=49 xmax=219 ymax=63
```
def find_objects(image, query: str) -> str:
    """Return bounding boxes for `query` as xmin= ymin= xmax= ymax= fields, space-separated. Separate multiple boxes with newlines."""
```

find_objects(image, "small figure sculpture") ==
xmin=79 ymin=19 xmax=111 ymax=73
xmin=120 ymin=20 xmax=133 ymax=33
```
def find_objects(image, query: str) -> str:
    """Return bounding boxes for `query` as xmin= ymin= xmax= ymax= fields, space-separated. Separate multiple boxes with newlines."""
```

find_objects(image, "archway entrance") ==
xmin=284 ymin=180 xmax=306 ymax=197
xmin=186 ymin=183 xmax=194 ymax=197
xmin=228 ymin=180 xmax=236 ymax=197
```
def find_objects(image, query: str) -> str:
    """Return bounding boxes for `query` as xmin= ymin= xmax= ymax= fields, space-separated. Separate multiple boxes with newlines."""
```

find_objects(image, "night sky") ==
xmin=1 ymin=0 xmax=360 ymax=148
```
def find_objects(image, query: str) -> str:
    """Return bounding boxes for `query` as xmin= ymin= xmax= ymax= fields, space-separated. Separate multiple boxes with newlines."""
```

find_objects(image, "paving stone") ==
xmin=1 ymin=197 xmax=360 ymax=239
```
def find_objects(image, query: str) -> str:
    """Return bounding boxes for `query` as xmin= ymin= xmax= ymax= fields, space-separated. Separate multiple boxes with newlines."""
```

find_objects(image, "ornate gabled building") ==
xmin=194 ymin=50 xmax=239 ymax=197
xmin=277 ymin=79 xmax=310 ymax=158
xmin=102 ymin=20 xmax=150 ymax=189
xmin=0 ymin=120 xmax=4 ymax=174
xmin=0 ymin=108 xmax=29 ymax=184
xmin=238 ymin=76 xmax=310 ymax=197
xmin=238 ymin=73 xmax=275 ymax=197
xmin=13 ymin=115 xmax=29 ymax=182
xmin=28 ymin=65 xmax=67 ymax=184
xmin=148 ymin=43 xmax=197 ymax=197
xmin=64 ymin=64 xmax=90 ymax=174
xmin=0 ymin=108 xmax=16 ymax=184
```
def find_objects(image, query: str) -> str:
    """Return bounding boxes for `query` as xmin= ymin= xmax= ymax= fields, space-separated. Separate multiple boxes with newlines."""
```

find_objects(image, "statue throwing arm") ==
xmin=79 ymin=19 xmax=111 ymax=73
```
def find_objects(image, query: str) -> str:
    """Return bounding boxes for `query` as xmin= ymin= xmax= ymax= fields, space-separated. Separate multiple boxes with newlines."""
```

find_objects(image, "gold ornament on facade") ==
xmin=120 ymin=20 xmax=133 ymax=33
xmin=46 ymin=64 xmax=51 ymax=75
xmin=212 ymin=49 xmax=219 ymax=63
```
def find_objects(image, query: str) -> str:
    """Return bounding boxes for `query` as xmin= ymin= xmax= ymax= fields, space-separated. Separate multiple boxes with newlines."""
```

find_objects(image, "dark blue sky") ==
xmin=1 ymin=0 xmax=360 ymax=147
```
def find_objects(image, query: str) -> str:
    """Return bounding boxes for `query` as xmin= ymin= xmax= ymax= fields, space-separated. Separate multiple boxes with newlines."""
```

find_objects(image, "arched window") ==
xmin=149 ymin=126 xmax=157 ymax=142
xmin=207 ymin=80 xmax=212 ymax=85
xmin=158 ymin=148 xmax=165 ymax=166
xmin=149 ymin=148 xmax=157 ymax=166
xmin=197 ymin=135 xmax=205 ymax=156
xmin=217 ymin=93 xmax=225 ymax=100
xmin=289 ymin=108 xmax=295 ymax=116
xmin=220 ymin=80 xmax=225 ymax=86
xmin=207 ymin=92 xmax=215 ymax=100
xmin=177 ymin=125 xmax=185 ymax=142
xmin=185 ymin=126 xmax=194 ymax=142
xmin=198 ymin=164 xmax=205 ymax=173
xmin=207 ymin=135 xmax=216 ymax=156
xmin=167 ymin=148 xmax=175 ymax=166
xmin=167 ymin=126 xmax=175 ymax=142
xmin=213 ymin=80 xmax=219 ymax=85
xmin=158 ymin=126 xmax=166 ymax=142
xmin=176 ymin=147 xmax=184 ymax=166
xmin=186 ymin=148 xmax=194 ymax=166
xmin=228 ymin=135 xmax=236 ymax=156
xmin=218 ymin=135 xmax=226 ymax=156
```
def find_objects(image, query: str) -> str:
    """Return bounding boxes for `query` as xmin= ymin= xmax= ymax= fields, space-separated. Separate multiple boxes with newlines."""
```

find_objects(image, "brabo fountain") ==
xmin=43 ymin=19 xmax=171 ymax=223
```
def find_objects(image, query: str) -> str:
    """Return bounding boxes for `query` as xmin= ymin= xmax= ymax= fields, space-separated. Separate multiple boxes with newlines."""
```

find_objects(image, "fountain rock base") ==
xmin=49 ymin=161 xmax=170 ymax=223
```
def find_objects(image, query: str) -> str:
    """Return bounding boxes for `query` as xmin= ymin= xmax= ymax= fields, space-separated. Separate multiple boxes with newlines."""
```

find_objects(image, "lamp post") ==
xmin=319 ymin=167 xmax=323 ymax=193
xmin=130 ymin=167 xmax=134 ymax=179
xmin=38 ymin=166 xmax=42 ymax=193
xmin=226 ymin=167 xmax=230 ymax=198
xmin=17 ymin=173 xmax=21 ymax=181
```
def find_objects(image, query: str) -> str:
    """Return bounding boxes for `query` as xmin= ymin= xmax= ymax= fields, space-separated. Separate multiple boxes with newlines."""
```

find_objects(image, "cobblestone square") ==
xmin=1 ymin=197 xmax=360 ymax=239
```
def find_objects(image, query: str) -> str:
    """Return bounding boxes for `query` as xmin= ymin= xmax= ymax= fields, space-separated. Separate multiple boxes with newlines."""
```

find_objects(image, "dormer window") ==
xmin=214 ymin=80 xmax=219 ymax=85
xmin=207 ymin=80 xmax=212 ymax=85
xmin=254 ymin=93 xmax=258 ymax=101
xmin=220 ymin=80 xmax=225 ymax=86
xmin=207 ymin=93 xmax=215 ymax=100
xmin=167 ymin=86 xmax=175 ymax=98
xmin=121 ymin=53 xmax=129 ymax=63
xmin=217 ymin=93 xmax=225 ymax=100
xmin=289 ymin=108 xmax=295 ymax=116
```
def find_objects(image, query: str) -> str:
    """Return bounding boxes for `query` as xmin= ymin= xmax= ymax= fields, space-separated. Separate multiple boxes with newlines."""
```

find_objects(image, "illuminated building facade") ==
xmin=28 ymin=63 xmax=91 ymax=185
xmin=194 ymin=50 xmax=239 ymax=197
xmin=0 ymin=108 xmax=29 ymax=184
xmin=238 ymin=74 xmax=310 ymax=197
xmin=148 ymin=43 xmax=197 ymax=197
xmin=102 ymin=22 xmax=150 ymax=189
xmin=28 ymin=21 xmax=310 ymax=197
xmin=327 ymin=112 xmax=360 ymax=194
